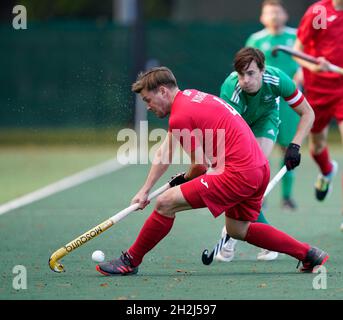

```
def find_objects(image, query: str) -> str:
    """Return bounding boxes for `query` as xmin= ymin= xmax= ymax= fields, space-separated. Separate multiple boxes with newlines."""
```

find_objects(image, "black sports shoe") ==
xmin=96 ymin=251 xmax=138 ymax=276
xmin=282 ymin=198 xmax=297 ymax=211
xmin=298 ymin=246 xmax=329 ymax=273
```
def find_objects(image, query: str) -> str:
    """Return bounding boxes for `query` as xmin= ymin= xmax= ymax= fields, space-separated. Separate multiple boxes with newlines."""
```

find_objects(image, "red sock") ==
xmin=127 ymin=210 xmax=175 ymax=267
xmin=245 ymin=223 xmax=310 ymax=261
xmin=311 ymin=147 xmax=333 ymax=176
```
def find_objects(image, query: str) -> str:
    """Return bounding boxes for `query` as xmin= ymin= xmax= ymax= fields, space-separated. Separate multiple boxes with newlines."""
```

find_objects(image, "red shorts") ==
xmin=307 ymin=93 xmax=343 ymax=133
xmin=180 ymin=163 xmax=270 ymax=221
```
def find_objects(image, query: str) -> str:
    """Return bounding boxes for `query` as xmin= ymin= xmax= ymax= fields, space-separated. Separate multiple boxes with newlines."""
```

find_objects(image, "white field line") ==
xmin=0 ymin=158 xmax=130 ymax=216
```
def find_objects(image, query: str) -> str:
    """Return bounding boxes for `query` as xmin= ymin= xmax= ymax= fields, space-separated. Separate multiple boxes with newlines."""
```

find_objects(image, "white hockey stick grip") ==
xmin=263 ymin=165 xmax=287 ymax=198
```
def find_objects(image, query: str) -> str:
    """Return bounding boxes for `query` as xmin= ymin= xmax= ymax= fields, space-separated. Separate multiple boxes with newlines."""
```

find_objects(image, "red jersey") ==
xmin=297 ymin=0 xmax=343 ymax=95
xmin=168 ymin=89 xmax=267 ymax=173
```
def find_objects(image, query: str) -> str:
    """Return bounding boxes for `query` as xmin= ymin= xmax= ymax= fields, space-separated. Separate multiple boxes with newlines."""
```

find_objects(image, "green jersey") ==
xmin=220 ymin=66 xmax=304 ymax=141
xmin=220 ymin=66 xmax=300 ymax=126
xmin=245 ymin=27 xmax=300 ymax=146
xmin=246 ymin=27 xmax=298 ymax=78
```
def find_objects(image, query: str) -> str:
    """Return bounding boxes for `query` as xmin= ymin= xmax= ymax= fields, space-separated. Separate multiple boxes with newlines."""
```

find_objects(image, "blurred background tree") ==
xmin=0 ymin=0 xmax=174 ymax=21
xmin=1 ymin=0 xmax=313 ymax=22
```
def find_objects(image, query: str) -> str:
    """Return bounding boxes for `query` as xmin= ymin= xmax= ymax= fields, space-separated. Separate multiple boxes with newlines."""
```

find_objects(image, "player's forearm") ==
xmin=140 ymin=135 xmax=172 ymax=193
xmin=141 ymin=162 xmax=170 ymax=193
xmin=294 ymin=57 xmax=321 ymax=73
xmin=141 ymin=150 xmax=170 ymax=193
xmin=292 ymin=100 xmax=315 ymax=146
xmin=293 ymin=39 xmax=320 ymax=73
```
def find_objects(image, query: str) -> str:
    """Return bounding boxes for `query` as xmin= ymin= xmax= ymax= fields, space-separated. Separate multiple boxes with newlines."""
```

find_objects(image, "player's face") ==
xmin=237 ymin=61 xmax=264 ymax=94
xmin=140 ymin=87 xmax=171 ymax=118
xmin=260 ymin=4 xmax=288 ymax=30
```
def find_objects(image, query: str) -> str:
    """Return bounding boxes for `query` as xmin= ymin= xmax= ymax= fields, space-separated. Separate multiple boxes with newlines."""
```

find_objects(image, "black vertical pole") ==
xmin=130 ymin=0 xmax=147 ymax=133
xmin=131 ymin=0 xmax=146 ymax=86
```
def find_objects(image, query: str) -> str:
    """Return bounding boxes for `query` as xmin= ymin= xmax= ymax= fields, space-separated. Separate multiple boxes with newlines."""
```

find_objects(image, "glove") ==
xmin=284 ymin=143 xmax=301 ymax=170
xmin=169 ymin=172 xmax=187 ymax=187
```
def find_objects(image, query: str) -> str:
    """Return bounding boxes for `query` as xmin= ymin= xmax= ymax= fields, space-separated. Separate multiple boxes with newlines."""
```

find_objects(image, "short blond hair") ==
xmin=131 ymin=66 xmax=178 ymax=93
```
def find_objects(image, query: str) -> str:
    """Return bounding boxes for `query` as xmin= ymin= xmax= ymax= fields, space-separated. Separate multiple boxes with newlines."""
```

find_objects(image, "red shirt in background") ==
xmin=297 ymin=0 xmax=343 ymax=98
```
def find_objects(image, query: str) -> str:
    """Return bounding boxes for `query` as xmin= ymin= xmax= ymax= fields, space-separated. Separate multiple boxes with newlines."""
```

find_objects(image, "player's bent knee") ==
xmin=311 ymin=143 xmax=326 ymax=155
xmin=154 ymin=187 xmax=189 ymax=217
xmin=155 ymin=192 xmax=176 ymax=217
xmin=310 ymin=132 xmax=328 ymax=154
xmin=226 ymin=229 xmax=245 ymax=240
xmin=226 ymin=220 xmax=250 ymax=240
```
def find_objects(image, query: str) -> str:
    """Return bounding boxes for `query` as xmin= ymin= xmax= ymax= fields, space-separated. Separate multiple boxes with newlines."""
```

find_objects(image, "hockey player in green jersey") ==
xmin=246 ymin=0 xmax=302 ymax=212
xmin=215 ymin=47 xmax=314 ymax=263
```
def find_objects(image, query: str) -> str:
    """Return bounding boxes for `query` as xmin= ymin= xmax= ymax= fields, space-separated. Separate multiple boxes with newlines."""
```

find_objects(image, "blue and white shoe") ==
xmin=315 ymin=160 xmax=338 ymax=201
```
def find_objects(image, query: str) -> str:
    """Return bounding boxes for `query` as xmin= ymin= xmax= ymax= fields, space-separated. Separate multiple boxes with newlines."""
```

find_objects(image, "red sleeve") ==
xmin=297 ymin=5 xmax=317 ymax=46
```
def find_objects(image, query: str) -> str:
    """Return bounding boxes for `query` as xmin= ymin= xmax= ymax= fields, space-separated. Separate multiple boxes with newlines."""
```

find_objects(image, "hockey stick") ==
xmin=48 ymin=182 xmax=170 ymax=273
xmin=271 ymin=45 xmax=343 ymax=75
xmin=201 ymin=165 xmax=288 ymax=265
